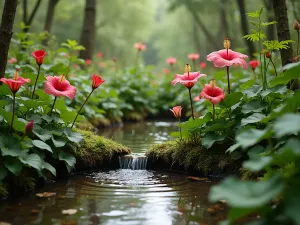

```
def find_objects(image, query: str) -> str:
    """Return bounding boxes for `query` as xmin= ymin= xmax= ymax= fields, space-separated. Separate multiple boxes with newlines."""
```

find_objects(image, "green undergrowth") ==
xmin=75 ymin=129 xmax=131 ymax=168
xmin=146 ymin=141 xmax=234 ymax=175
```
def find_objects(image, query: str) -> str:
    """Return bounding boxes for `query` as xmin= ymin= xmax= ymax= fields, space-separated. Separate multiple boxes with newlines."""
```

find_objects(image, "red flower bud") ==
xmin=25 ymin=121 xmax=34 ymax=133
xmin=92 ymin=74 xmax=105 ymax=90
xmin=266 ymin=51 xmax=271 ymax=58
xmin=32 ymin=50 xmax=47 ymax=66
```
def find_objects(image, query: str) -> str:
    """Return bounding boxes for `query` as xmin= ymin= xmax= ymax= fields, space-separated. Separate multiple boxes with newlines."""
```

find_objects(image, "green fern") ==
xmin=246 ymin=7 xmax=263 ymax=18
xmin=244 ymin=33 xmax=266 ymax=42
xmin=261 ymin=21 xmax=277 ymax=27
xmin=263 ymin=40 xmax=294 ymax=50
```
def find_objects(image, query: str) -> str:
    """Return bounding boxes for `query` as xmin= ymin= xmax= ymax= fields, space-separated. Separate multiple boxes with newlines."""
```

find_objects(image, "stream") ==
xmin=0 ymin=121 xmax=222 ymax=225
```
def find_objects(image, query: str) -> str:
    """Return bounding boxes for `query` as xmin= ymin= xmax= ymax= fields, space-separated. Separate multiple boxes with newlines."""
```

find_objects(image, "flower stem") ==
xmin=297 ymin=30 xmax=299 ymax=56
xmin=178 ymin=119 xmax=182 ymax=141
xmin=263 ymin=54 xmax=267 ymax=90
xmin=226 ymin=66 xmax=230 ymax=94
xmin=31 ymin=65 xmax=41 ymax=98
xmin=270 ymin=58 xmax=278 ymax=77
xmin=71 ymin=89 xmax=94 ymax=128
xmin=252 ymin=70 xmax=256 ymax=81
xmin=192 ymin=60 xmax=196 ymax=72
xmin=188 ymin=88 xmax=195 ymax=119
xmin=212 ymin=104 xmax=215 ymax=122
xmin=10 ymin=93 xmax=16 ymax=134
xmin=49 ymin=97 xmax=57 ymax=116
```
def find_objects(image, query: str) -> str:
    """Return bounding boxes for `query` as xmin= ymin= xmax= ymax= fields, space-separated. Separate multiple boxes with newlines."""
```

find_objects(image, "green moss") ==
xmin=75 ymin=129 xmax=131 ymax=168
xmin=0 ymin=184 xmax=8 ymax=198
xmin=146 ymin=140 xmax=233 ymax=175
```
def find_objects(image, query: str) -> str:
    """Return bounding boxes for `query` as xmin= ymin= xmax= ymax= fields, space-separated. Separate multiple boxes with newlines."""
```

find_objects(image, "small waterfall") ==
xmin=119 ymin=154 xmax=148 ymax=170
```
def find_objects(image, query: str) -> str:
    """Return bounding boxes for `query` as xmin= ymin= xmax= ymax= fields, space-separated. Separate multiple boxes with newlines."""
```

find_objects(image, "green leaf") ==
xmin=220 ymin=92 xmax=243 ymax=108
xmin=63 ymin=128 xmax=83 ymax=144
xmin=202 ymin=133 xmax=225 ymax=149
xmin=273 ymin=113 xmax=300 ymax=138
xmin=4 ymin=157 xmax=23 ymax=175
xmin=42 ymin=161 xmax=56 ymax=176
xmin=52 ymin=136 xmax=67 ymax=148
xmin=236 ymin=128 xmax=271 ymax=149
xmin=0 ymin=165 xmax=8 ymax=181
xmin=260 ymin=85 xmax=288 ymax=99
xmin=33 ymin=125 xmax=52 ymax=141
xmin=209 ymin=175 xmax=283 ymax=208
xmin=228 ymin=207 xmax=257 ymax=221
xmin=0 ymin=136 xmax=22 ymax=157
xmin=32 ymin=140 xmax=52 ymax=153
xmin=243 ymin=85 xmax=262 ymax=99
xmin=58 ymin=151 xmax=76 ymax=167
xmin=19 ymin=153 xmax=42 ymax=170
xmin=243 ymin=156 xmax=272 ymax=172
xmin=273 ymin=138 xmax=300 ymax=165
xmin=285 ymin=185 xmax=300 ymax=225
xmin=241 ymin=113 xmax=266 ymax=126
xmin=242 ymin=99 xmax=267 ymax=114
xmin=269 ymin=62 xmax=300 ymax=87
xmin=226 ymin=143 xmax=241 ymax=153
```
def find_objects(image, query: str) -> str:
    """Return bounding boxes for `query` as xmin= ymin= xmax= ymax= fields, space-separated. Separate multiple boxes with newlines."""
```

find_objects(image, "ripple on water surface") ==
xmin=0 ymin=170 xmax=221 ymax=225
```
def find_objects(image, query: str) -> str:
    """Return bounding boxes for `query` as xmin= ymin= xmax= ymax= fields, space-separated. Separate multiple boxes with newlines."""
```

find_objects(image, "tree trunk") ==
xmin=0 ymin=0 xmax=18 ymax=79
xmin=79 ymin=0 xmax=96 ymax=60
xmin=22 ymin=0 xmax=42 ymax=33
xmin=236 ymin=0 xmax=256 ymax=58
xmin=219 ymin=0 xmax=230 ymax=38
xmin=264 ymin=0 xmax=276 ymax=40
xmin=273 ymin=0 xmax=299 ymax=90
xmin=42 ymin=0 xmax=59 ymax=46
xmin=185 ymin=2 xmax=219 ymax=49
xmin=192 ymin=21 xmax=201 ymax=53
xmin=273 ymin=0 xmax=293 ymax=65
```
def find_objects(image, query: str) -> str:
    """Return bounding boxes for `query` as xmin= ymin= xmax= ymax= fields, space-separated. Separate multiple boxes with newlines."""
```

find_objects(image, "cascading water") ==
xmin=119 ymin=154 xmax=148 ymax=170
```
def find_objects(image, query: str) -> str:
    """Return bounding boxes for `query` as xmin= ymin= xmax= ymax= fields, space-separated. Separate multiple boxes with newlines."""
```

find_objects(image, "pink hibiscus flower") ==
xmin=0 ymin=69 xmax=30 ymax=94
xmin=249 ymin=60 xmax=260 ymax=71
xmin=170 ymin=106 xmax=182 ymax=120
xmin=200 ymin=62 xmax=207 ymax=69
xmin=207 ymin=49 xmax=248 ymax=68
xmin=44 ymin=75 xmax=76 ymax=99
xmin=196 ymin=79 xmax=225 ymax=105
xmin=134 ymin=42 xmax=146 ymax=51
xmin=8 ymin=57 xmax=17 ymax=64
xmin=188 ymin=53 xmax=200 ymax=61
xmin=166 ymin=57 xmax=177 ymax=65
xmin=171 ymin=71 xmax=207 ymax=89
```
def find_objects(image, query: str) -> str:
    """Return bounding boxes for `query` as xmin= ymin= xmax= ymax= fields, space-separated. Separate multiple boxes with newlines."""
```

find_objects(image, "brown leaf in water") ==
xmin=57 ymin=195 xmax=66 ymax=200
xmin=186 ymin=176 xmax=209 ymax=181
xmin=30 ymin=209 xmax=40 ymax=215
xmin=62 ymin=209 xmax=78 ymax=215
xmin=36 ymin=192 xmax=56 ymax=198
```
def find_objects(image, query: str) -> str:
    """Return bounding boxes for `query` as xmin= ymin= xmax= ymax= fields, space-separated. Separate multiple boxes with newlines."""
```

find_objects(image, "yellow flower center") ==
xmin=210 ymin=79 xmax=215 ymax=88
xmin=13 ymin=69 xmax=19 ymax=80
xmin=185 ymin=64 xmax=191 ymax=78
xmin=223 ymin=38 xmax=231 ymax=49
xmin=59 ymin=74 xmax=65 ymax=83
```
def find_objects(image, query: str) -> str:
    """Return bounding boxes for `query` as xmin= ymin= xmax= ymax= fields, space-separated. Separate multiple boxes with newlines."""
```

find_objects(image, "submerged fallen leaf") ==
xmin=187 ymin=176 xmax=209 ymax=181
xmin=0 ymin=222 xmax=11 ymax=225
xmin=30 ymin=209 xmax=40 ymax=215
xmin=62 ymin=209 xmax=78 ymax=215
xmin=57 ymin=195 xmax=66 ymax=200
xmin=36 ymin=192 xmax=56 ymax=198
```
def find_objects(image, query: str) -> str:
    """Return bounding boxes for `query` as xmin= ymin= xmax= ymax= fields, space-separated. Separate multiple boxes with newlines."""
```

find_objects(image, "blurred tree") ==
xmin=42 ymin=0 xmax=60 ymax=45
xmin=263 ymin=0 xmax=276 ymax=40
xmin=236 ymin=0 xmax=256 ymax=58
xmin=0 ymin=0 xmax=18 ymax=78
xmin=219 ymin=0 xmax=230 ymax=38
xmin=79 ymin=0 xmax=96 ymax=60
xmin=22 ymin=0 xmax=42 ymax=33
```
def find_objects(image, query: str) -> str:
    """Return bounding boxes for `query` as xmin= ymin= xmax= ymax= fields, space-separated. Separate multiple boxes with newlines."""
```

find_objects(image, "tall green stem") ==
xmin=269 ymin=58 xmax=278 ymax=77
xmin=31 ymin=65 xmax=40 ymax=98
xmin=49 ymin=97 xmax=57 ymax=116
xmin=71 ymin=89 xmax=94 ymax=128
xmin=10 ymin=93 xmax=16 ymax=134
xmin=226 ymin=66 xmax=230 ymax=94
xmin=212 ymin=104 xmax=215 ymax=122
xmin=263 ymin=54 xmax=267 ymax=90
xmin=297 ymin=30 xmax=299 ymax=55
xmin=188 ymin=88 xmax=195 ymax=119
xmin=178 ymin=119 xmax=182 ymax=141
xmin=192 ymin=60 xmax=196 ymax=72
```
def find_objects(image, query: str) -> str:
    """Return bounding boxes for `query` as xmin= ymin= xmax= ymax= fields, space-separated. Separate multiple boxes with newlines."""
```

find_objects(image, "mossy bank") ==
xmin=146 ymin=140 xmax=239 ymax=176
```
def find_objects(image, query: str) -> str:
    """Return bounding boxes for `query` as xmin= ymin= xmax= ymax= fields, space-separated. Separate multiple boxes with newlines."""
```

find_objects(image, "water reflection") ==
xmin=98 ymin=121 xmax=178 ymax=153
xmin=0 ymin=170 xmax=219 ymax=225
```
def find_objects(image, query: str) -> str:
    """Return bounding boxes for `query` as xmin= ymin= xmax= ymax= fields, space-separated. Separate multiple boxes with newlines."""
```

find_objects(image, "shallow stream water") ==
xmin=0 ymin=121 xmax=222 ymax=225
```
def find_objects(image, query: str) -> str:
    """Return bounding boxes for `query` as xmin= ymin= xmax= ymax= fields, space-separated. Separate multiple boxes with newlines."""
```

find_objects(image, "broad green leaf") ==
xmin=32 ymin=140 xmax=52 ymax=153
xmin=0 ymin=108 xmax=26 ymax=132
xmin=228 ymin=207 xmax=257 ymax=221
xmin=273 ymin=113 xmax=300 ymax=138
xmin=209 ymin=175 xmax=283 ymax=208
xmin=269 ymin=62 xmax=300 ymax=87
xmin=33 ymin=125 xmax=52 ymax=141
xmin=0 ymin=136 xmax=22 ymax=157
xmin=260 ymin=85 xmax=288 ymax=99
xmin=242 ymin=85 xmax=262 ymax=99
xmin=220 ymin=92 xmax=243 ymax=108
xmin=42 ymin=161 xmax=56 ymax=176
xmin=4 ymin=157 xmax=23 ymax=175
xmin=273 ymin=138 xmax=300 ymax=165
xmin=242 ymin=99 xmax=267 ymax=114
xmin=19 ymin=153 xmax=42 ymax=170
xmin=243 ymin=156 xmax=272 ymax=171
xmin=0 ymin=84 xmax=11 ymax=96
xmin=58 ymin=151 xmax=76 ymax=167
xmin=0 ymin=165 xmax=8 ymax=181
xmin=64 ymin=128 xmax=83 ymax=144
xmin=241 ymin=113 xmax=266 ymax=126
xmin=236 ymin=128 xmax=271 ymax=149
xmin=52 ymin=136 xmax=67 ymax=148
xmin=284 ymin=185 xmax=300 ymax=225
xmin=226 ymin=143 xmax=241 ymax=153
xmin=202 ymin=133 xmax=225 ymax=149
